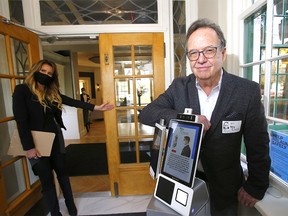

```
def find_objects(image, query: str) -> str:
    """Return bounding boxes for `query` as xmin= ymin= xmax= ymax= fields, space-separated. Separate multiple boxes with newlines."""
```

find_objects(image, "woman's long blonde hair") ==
xmin=25 ymin=59 xmax=62 ymax=110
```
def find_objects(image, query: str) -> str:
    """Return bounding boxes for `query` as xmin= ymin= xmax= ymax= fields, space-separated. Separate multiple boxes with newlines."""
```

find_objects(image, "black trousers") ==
xmin=33 ymin=154 xmax=77 ymax=216
xmin=210 ymin=200 xmax=238 ymax=216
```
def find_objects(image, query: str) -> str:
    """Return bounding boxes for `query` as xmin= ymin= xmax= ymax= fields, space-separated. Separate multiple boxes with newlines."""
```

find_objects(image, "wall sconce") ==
xmin=96 ymin=84 xmax=101 ymax=91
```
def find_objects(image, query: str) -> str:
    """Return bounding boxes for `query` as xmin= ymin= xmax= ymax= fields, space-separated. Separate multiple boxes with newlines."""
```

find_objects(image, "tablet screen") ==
xmin=161 ymin=119 xmax=203 ymax=187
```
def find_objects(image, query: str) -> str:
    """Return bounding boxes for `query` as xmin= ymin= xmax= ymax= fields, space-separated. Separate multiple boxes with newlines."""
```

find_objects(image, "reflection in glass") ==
xmin=273 ymin=1 xmax=288 ymax=47
xmin=136 ymin=78 xmax=154 ymax=106
xmin=117 ymin=109 xmax=136 ymax=123
xmin=39 ymin=0 xmax=158 ymax=25
xmin=270 ymin=74 xmax=287 ymax=98
xmin=274 ymin=16 xmax=285 ymax=45
xmin=3 ymin=159 xmax=25 ymax=202
xmin=16 ymin=79 xmax=25 ymax=85
xmin=279 ymin=48 xmax=288 ymax=66
xmin=0 ymin=34 xmax=9 ymax=75
xmin=8 ymin=0 xmax=25 ymax=25
xmin=173 ymin=0 xmax=187 ymax=77
xmin=1 ymin=121 xmax=15 ymax=162
xmin=135 ymin=46 xmax=153 ymax=75
xmin=274 ymin=0 xmax=284 ymax=16
xmin=117 ymin=109 xmax=136 ymax=137
xmin=0 ymin=78 xmax=13 ymax=118
xmin=244 ymin=10 xmax=265 ymax=64
xmin=115 ymin=78 xmax=133 ymax=107
xmin=271 ymin=57 xmax=288 ymax=101
xmin=270 ymin=100 xmax=288 ymax=120
xmin=11 ymin=38 xmax=29 ymax=76
xmin=137 ymin=108 xmax=155 ymax=136
xmin=114 ymin=46 xmax=132 ymax=76
xmin=139 ymin=138 xmax=153 ymax=162
xmin=119 ymin=139 xmax=136 ymax=163
xmin=138 ymin=122 xmax=155 ymax=136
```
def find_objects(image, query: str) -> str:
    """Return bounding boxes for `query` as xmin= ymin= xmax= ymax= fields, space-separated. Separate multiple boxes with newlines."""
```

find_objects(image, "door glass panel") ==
xmin=137 ymin=107 xmax=155 ymax=136
xmin=0 ymin=78 xmax=13 ymax=118
xmin=119 ymin=139 xmax=136 ymax=163
xmin=8 ymin=0 xmax=25 ymax=25
xmin=0 ymin=34 xmax=9 ymax=75
xmin=114 ymin=46 xmax=132 ymax=76
xmin=138 ymin=121 xmax=155 ymax=136
xmin=136 ymin=78 xmax=154 ymax=106
xmin=3 ymin=159 xmax=25 ymax=202
xmin=139 ymin=138 xmax=153 ymax=162
xmin=1 ymin=120 xmax=39 ymax=187
xmin=115 ymin=78 xmax=134 ymax=107
xmin=135 ymin=46 xmax=153 ymax=75
xmin=11 ymin=38 xmax=29 ymax=76
xmin=173 ymin=0 xmax=187 ymax=77
xmin=1 ymin=121 xmax=15 ymax=163
xmin=117 ymin=109 xmax=136 ymax=137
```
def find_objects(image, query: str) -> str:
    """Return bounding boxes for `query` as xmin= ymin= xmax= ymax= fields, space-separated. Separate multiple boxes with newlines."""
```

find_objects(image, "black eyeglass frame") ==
xmin=186 ymin=45 xmax=222 ymax=61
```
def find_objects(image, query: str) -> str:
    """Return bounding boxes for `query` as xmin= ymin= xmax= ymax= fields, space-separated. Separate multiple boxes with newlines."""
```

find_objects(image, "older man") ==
xmin=139 ymin=18 xmax=271 ymax=216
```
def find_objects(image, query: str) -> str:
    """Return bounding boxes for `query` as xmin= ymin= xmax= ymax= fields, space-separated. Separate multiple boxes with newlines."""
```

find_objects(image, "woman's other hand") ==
xmin=26 ymin=148 xmax=42 ymax=159
xmin=94 ymin=102 xmax=114 ymax=111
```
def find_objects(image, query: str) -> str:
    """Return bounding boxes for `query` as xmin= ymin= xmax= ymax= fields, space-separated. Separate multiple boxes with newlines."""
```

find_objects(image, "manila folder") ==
xmin=8 ymin=130 xmax=55 ymax=157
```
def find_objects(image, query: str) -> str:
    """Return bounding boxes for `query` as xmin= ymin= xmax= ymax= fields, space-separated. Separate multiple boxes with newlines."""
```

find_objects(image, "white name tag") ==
xmin=222 ymin=121 xmax=242 ymax=134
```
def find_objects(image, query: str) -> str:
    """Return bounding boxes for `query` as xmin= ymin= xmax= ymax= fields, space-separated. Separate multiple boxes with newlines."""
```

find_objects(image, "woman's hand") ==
xmin=94 ymin=102 xmax=114 ymax=111
xmin=26 ymin=148 xmax=41 ymax=159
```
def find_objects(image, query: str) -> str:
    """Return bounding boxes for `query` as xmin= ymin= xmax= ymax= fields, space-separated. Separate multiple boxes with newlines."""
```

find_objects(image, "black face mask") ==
xmin=34 ymin=71 xmax=54 ymax=86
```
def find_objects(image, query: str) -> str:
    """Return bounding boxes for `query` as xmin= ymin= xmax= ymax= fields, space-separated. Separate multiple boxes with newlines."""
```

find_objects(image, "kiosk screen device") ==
xmin=149 ymin=122 xmax=166 ymax=179
xmin=154 ymin=119 xmax=204 ymax=216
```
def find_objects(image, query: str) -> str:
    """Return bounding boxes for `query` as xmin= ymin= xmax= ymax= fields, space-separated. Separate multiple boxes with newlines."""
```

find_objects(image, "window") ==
xmin=241 ymin=0 xmax=288 ymax=187
xmin=39 ymin=0 xmax=158 ymax=25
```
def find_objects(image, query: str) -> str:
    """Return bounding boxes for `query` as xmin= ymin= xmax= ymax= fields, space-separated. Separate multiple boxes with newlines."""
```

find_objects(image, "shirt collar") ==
xmin=195 ymin=69 xmax=223 ymax=91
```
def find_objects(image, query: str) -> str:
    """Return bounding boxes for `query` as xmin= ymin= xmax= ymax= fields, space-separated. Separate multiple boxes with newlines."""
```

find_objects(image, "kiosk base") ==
xmin=147 ymin=178 xmax=210 ymax=216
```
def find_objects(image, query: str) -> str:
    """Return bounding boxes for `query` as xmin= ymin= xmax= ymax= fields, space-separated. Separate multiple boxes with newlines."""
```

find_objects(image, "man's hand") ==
xmin=238 ymin=187 xmax=259 ymax=207
xmin=197 ymin=115 xmax=211 ymax=131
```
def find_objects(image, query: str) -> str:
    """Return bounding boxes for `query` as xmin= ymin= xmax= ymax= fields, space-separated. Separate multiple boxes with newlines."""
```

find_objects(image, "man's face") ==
xmin=186 ymin=27 xmax=226 ymax=83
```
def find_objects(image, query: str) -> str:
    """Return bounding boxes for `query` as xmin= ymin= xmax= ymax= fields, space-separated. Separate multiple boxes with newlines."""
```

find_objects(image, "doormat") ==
xmin=65 ymin=143 xmax=108 ymax=176
xmin=90 ymin=213 xmax=146 ymax=216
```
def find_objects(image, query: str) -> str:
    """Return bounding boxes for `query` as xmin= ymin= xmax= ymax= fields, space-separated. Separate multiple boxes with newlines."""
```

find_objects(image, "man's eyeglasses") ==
xmin=186 ymin=46 xmax=221 ymax=61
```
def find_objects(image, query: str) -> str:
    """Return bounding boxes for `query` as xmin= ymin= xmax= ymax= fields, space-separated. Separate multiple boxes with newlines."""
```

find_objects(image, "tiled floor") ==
xmin=58 ymin=192 xmax=152 ymax=216
xmin=26 ymin=192 xmax=152 ymax=216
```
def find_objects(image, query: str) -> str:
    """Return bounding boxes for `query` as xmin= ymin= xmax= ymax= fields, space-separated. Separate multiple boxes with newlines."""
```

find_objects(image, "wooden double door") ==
xmin=0 ymin=21 xmax=165 ymax=215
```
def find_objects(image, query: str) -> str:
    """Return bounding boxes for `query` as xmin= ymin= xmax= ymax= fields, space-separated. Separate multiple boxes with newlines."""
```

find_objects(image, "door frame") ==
xmin=0 ymin=16 xmax=41 ymax=216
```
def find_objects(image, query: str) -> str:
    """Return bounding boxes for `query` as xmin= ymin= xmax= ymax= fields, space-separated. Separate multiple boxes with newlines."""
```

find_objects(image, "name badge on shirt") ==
xmin=222 ymin=121 xmax=242 ymax=133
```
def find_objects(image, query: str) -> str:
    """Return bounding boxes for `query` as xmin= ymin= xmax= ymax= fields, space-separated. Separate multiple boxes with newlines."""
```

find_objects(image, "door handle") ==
xmin=105 ymin=54 xmax=109 ymax=65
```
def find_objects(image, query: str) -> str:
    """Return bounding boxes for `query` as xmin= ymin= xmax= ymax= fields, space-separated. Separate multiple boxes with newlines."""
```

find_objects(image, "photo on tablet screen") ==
xmin=161 ymin=119 xmax=204 ymax=187
xmin=149 ymin=122 xmax=166 ymax=179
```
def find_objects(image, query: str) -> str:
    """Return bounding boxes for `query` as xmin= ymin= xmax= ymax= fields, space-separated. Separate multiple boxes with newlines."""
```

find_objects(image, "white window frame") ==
xmin=239 ymin=0 xmax=288 ymax=196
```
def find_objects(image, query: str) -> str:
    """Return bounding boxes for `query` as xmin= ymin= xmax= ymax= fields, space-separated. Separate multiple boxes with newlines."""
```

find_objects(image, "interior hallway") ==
xmin=68 ymin=120 xmax=110 ymax=193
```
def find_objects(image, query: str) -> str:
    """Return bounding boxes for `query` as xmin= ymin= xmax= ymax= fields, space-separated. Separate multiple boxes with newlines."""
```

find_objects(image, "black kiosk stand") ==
xmin=146 ymin=109 xmax=210 ymax=216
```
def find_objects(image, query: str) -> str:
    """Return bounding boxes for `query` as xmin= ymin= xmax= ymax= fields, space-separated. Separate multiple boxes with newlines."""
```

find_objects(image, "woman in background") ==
xmin=12 ymin=59 xmax=113 ymax=216
xmin=80 ymin=87 xmax=91 ymax=132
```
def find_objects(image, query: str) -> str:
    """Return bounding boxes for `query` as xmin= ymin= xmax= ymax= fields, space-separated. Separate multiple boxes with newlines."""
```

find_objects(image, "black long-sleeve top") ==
xmin=12 ymin=84 xmax=95 ymax=151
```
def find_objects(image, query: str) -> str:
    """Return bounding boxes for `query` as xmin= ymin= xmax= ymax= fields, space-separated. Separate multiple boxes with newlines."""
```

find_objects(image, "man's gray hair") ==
xmin=186 ymin=18 xmax=226 ymax=49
